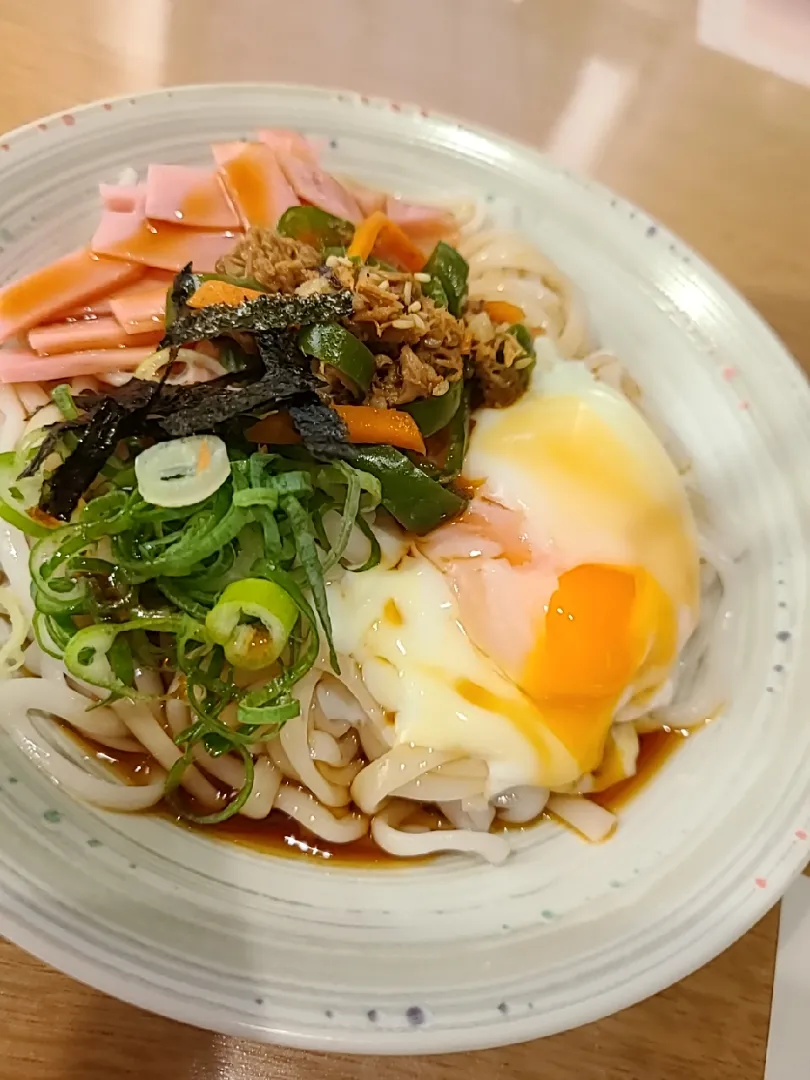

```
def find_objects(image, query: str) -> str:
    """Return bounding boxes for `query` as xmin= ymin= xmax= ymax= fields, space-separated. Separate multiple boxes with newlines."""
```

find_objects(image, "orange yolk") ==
xmin=521 ymin=563 xmax=676 ymax=773
xmin=536 ymin=564 xmax=637 ymax=699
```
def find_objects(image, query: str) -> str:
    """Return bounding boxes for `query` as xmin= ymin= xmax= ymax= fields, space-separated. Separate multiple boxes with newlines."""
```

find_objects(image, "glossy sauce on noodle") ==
xmin=67 ymin=727 xmax=690 ymax=865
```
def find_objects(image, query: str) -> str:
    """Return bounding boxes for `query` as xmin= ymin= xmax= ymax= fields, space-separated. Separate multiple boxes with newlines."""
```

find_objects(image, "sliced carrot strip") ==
xmin=245 ymin=412 xmax=300 ymax=445
xmin=347 ymin=211 xmax=387 ymax=262
xmin=246 ymin=405 xmax=426 ymax=454
xmin=187 ymin=280 xmax=265 ymax=309
xmin=482 ymin=300 xmax=525 ymax=325
xmin=347 ymin=212 xmax=426 ymax=273
xmin=335 ymin=405 xmax=426 ymax=454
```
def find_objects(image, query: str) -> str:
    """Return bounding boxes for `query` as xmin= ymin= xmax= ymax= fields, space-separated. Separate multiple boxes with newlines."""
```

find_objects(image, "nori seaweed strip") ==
xmin=18 ymin=420 xmax=86 ymax=479
xmin=165 ymin=263 xmax=198 ymax=328
xmin=159 ymin=373 xmax=316 ymax=437
xmin=33 ymin=328 xmax=353 ymax=516
xmin=158 ymin=333 xmax=317 ymax=437
xmin=40 ymin=399 xmax=133 ymax=521
xmin=39 ymin=369 xmax=169 ymax=521
xmin=255 ymin=332 xmax=318 ymax=390
xmin=162 ymin=289 xmax=354 ymax=347
xmin=73 ymin=372 xmax=250 ymax=416
xmin=289 ymin=401 xmax=351 ymax=459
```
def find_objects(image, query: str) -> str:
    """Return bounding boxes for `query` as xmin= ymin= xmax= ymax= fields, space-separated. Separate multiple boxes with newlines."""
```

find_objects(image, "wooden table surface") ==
xmin=0 ymin=0 xmax=808 ymax=1077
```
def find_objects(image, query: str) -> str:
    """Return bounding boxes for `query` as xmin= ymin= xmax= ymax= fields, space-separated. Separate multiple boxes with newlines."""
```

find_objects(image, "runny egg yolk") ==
xmin=520 ymin=563 xmax=676 ymax=772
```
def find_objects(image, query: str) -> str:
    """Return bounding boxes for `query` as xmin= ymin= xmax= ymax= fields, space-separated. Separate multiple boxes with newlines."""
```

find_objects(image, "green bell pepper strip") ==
xmin=277 ymin=206 xmax=355 ymax=250
xmin=421 ymin=276 xmax=448 ymax=310
xmin=297 ymin=323 xmax=375 ymax=396
xmin=422 ymin=242 xmax=469 ymax=317
xmin=402 ymin=378 xmax=463 ymax=437
xmin=0 ymin=452 xmax=52 ymax=537
xmin=439 ymin=382 xmax=472 ymax=481
xmin=347 ymin=446 xmax=467 ymax=534
xmin=205 ymin=577 xmax=298 ymax=671
xmin=507 ymin=322 xmax=536 ymax=358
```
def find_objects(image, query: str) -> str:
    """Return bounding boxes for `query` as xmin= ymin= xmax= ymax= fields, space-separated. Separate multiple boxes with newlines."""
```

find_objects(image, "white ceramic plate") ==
xmin=0 ymin=84 xmax=808 ymax=1054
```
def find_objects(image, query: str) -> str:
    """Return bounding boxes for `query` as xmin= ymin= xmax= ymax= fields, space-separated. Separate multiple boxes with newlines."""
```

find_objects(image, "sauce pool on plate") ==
xmin=67 ymin=726 xmax=692 ymax=865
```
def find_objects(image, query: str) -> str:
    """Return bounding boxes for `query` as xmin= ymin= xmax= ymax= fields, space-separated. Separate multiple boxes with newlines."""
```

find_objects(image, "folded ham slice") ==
xmin=109 ymin=281 xmax=167 ymax=335
xmin=0 ymin=347 xmax=156 ymax=383
xmin=28 ymin=316 xmax=162 ymax=356
xmin=213 ymin=142 xmax=298 ymax=229
xmin=385 ymin=196 xmax=456 ymax=247
xmin=92 ymin=206 xmax=240 ymax=272
xmin=145 ymin=164 xmax=240 ymax=229
xmin=0 ymin=249 xmax=144 ymax=345
xmin=99 ymin=183 xmax=145 ymax=213
xmin=256 ymin=128 xmax=318 ymax=162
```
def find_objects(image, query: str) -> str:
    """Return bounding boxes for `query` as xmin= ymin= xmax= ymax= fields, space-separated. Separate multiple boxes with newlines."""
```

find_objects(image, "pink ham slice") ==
xmin=257 ymin=129 xmax=367 ymax=221
xmin=0 ymin=347 xmax=156 ymax=383
xmin=99 ymin=183 xmax=146 ymax=213
xmin=273 ymin=151 xmax=362 ymax=224
xmin=109 ymin=281 xmax=168 ymax=335
xmin=59 ymin=299 xmax=114 ymax=319
xmin=256 ymin=128 xmax=318 ymax=163
xmin=350 ymin=183 xmax=386 ymax=218
xmin=213 ymin=142 xmax=298 ymax=229
xmin=28 ymin=316 xmax=163 ymax=356
xmin=61 ymin=270 xmax=173 ymax=324
xmin=385 ymin=197 xmax=456 ymax=243
xmin=0 ymin=249 xmax=144 ymax=345
xmin=91 ymin=206 xmax=240 ymax=272
xmin=144 ymin=164 xmax=240 ymax=229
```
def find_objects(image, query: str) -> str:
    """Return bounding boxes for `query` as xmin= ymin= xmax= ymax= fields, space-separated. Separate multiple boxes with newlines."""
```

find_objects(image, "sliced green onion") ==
xmin=51 ymin=384 xmax=78 ymax=421
xmin=320 ymin=461 xmax=361 ymax=573
xmin=206 ymin=577 xmax=298 ymax=671
xmin=0 ymin=452 xmax=52 ymax=537
xmin=64 ymin=615 xmax=202 ymax=696
xmin=282 ymin=493 xmax=338 ymax=672
xmin=344 ymin=512 xmax=381 ymax=573
xmin=135 ymin=436 xmax=231 ymax=509
xmin=236 ymin=694 xmax=300 ymax=730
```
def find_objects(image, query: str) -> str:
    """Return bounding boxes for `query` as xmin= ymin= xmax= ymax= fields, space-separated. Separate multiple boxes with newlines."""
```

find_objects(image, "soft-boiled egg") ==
xmin=327 ymin=354 xmax=700 ymax=797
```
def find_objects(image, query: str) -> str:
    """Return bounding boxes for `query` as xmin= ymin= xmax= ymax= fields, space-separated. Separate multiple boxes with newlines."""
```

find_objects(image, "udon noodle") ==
xmin=0 ymin=188 xmax=735 ymax=863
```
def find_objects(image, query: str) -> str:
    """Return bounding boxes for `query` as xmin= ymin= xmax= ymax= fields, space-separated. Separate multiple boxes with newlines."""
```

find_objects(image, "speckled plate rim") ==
xmin=0 ymin=82 xmax=808 ymax=1053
